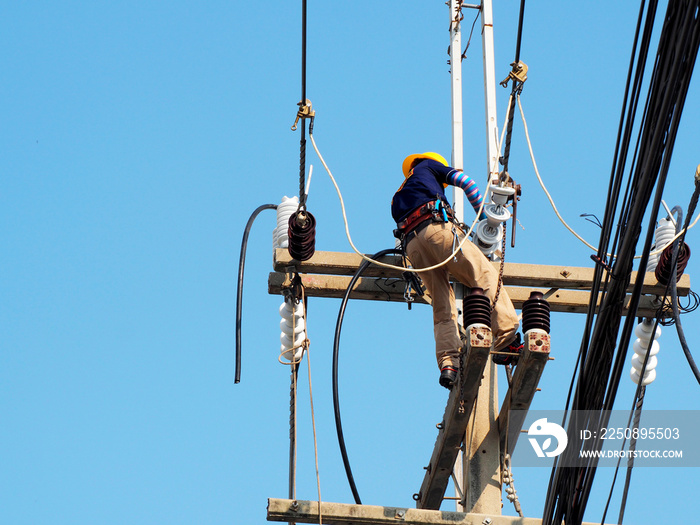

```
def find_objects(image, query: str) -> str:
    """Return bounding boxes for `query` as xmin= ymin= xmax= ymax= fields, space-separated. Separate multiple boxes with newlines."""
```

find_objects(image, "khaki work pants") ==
xmin=406 ymin=221 xmax=520 ymax=370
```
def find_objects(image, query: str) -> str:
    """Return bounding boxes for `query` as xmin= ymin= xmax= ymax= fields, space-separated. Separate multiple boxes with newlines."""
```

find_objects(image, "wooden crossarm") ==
xmin=268 ymin=272 xmax=673 ymax=317
xmin=267 ymin=498 xmax=614 ymax=525
xmin=273 ymin=249 xmax=691 ymax=296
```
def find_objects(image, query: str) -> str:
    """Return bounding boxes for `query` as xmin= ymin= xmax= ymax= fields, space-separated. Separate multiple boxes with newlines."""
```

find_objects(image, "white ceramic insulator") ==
xmin=488 ymin=184 xmax=516 ymax=205
xmin=646 ymin=217 xmax=676 ymax=273
xmin=473 ymin=185 xmax=513 ymax=259
xmin=646 ymin=249 xmax=659 ymax=273
xmin=633 ymin=338 xmax=660 ymax=357
xmin=634 ymin=321 xmax=661 ymax=342
xmin=655 ymin=217 xmax=676 ymax=252
xmin=630 ymin=321 xmax=661 ymax=385
xmin=484 ymin=203 xmax=511 ymax=226
xmin=630 ymin=367 xmax=657 ymax=386
xmin=631 ymin=353 xmax=658 ymax=372
xmin=474 ymin=219 xmax=502 ymax=256
xmin=279 ymin=299 xmax=305 ymax=362
xmin=273 ymin=196 xmax=299 ymax=249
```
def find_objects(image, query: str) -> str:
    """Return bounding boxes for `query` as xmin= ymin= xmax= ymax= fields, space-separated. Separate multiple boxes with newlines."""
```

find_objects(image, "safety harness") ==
xmin=394 ymin=197 xmax=458 ymax=309
xmin=393 ymin=197 xmax=456 ymax=243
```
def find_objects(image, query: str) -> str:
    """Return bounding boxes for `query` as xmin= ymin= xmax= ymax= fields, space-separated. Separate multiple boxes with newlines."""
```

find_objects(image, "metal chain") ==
xmin=491 ymin=223 xmax=507 ymax=312
xmin=457 ymin=322 xmax=468 ymax=413
xmin=458 ymin=358 xmax=466 ymax=414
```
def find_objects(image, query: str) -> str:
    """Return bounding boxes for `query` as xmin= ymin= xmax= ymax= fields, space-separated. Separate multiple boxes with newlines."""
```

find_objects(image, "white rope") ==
xmin=308 ymin=107 xmax=513 ymax=273
xmin=305 ymin=164 xmax=314 ymax=199
xmin=299 ymin=291 xmax=323 ymax=525
xmin=280 ymin=290 xmax=323 ymax=524
xmin=517 ymin=95 xmax=600 ymax=252
xmin=309 ymin=132 xmax=484 ymax=272
xmin=648 ymin=212 xmax=699 ymax=257
xmin=517 ymin=94 xmax=698 ymax=259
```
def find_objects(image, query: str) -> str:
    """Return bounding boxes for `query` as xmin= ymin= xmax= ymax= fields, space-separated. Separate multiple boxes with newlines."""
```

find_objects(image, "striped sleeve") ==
xmin=446 ymin=170 xmax=486 ymax=220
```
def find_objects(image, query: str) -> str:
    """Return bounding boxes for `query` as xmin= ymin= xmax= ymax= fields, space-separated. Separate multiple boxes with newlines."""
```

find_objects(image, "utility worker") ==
xmin=392 ymin=152 xmax=521 ymax=389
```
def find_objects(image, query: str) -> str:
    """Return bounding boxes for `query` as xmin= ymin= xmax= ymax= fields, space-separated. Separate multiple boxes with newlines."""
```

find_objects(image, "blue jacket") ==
xmin=391 ymin=159 xmax=456 ymax=223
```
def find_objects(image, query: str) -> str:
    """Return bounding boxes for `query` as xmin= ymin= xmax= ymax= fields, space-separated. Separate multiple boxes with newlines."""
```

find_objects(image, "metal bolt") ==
xmin=395 ymin=509 xmax=406 ymax=520
xmin=482 ymin=519 xmax=492 ymax=525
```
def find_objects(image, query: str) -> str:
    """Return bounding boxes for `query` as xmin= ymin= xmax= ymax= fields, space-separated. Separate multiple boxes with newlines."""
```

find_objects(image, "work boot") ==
xmin=493 ymin=333 xmax=523 ymax=365
xmin=439 ymin=366 xmax=458 ymax=389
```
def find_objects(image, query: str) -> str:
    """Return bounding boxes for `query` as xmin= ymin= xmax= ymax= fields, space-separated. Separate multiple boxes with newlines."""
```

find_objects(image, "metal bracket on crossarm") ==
xmin=291 ymin=99 xmax=315 ymax=131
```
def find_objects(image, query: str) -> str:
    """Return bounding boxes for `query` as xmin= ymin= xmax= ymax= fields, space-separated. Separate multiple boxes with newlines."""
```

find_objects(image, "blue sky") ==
xmin=2 ymin=2 xmax=699 ymax=524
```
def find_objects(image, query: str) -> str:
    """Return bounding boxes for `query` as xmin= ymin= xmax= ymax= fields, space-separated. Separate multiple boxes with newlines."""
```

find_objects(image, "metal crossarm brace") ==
xmin=497 ymin=331 xmax=551 ymax=457
xmin=416 ymin=327 xmax=492 ymax=510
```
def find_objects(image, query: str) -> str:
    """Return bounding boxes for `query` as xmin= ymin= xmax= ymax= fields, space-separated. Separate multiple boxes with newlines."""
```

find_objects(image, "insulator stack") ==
xmin=630 ymin=320 xmax=661 ymax=385
xmin=288 ymin=210 xmax=316 ymax=261
xmin=522 ymin=291 xmax=551 ymax=334
xmin=473 ymin=185 xmax=515 ymax=259
xmin=273 ymin=196 xmax=299 ymax=249
xmin=655 ymin=242 xmax=691 ymax=285
xmin=646 ymin=217 xmax=676 ymax=273
xmin=463 ymin=287 xmax=492 ymax=328
xmin=279 ymin=299 xmax=305 ymax=363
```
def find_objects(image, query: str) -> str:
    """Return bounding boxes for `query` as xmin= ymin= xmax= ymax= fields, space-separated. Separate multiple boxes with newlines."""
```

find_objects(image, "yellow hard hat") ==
xmin=402 ymin=152 xmax=449 ymax=178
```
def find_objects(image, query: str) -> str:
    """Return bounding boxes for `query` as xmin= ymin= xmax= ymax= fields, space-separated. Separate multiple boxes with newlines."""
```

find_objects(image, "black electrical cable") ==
xmin=577 ymin=2 xmax=700 ymax=515
xmin=669 ymin=194 xmax=700 ymax=384
xmin=615 ymin=386 xmax=645 ymax=525
xmin=601 ymin=0 xmax=700 ymax=418
xmin=332 ymin=248 xmax=400 ymax=505
xmin=543 ymin=1 xmax=653 ymax=518
xmin=545 ymin=0 xmax=700 ymax=522
xmin=298 ymin=0 xmax=308 ymax=210
xmin=235 ymin=204 xmax=277 ymax=384
xmin=500 ymin=0 xmax=526 ymax=175
xmin=601 ymin=207 xmax=682 ymax=523
xmin=600 ymin=201 xmax=697 ymax=525
xmin=601 ymin=202 xmax=696 ymax=523
xmin=514 ymin=0 xmax=526 ymax=63
xmin=599 ymin=382 xmax=646 ymax=525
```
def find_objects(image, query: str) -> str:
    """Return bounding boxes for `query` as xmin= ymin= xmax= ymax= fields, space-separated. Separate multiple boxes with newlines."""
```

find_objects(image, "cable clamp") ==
xmin=590 ymin=254 xmax=612 ymax=272
xmin=291 ymin=99 xmax=315 ymax=131
xmin=281 ymin=268 xmax=303 ymax=303
xmin=402 ymin=269 xmax=425 ymax=310
xmin=500 ymin=60 xmax=528 ymax=88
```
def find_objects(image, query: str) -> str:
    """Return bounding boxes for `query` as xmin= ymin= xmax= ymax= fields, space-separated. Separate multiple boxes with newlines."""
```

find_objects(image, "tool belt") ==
xmin=393 ymin=199 xmax=454 ymax=242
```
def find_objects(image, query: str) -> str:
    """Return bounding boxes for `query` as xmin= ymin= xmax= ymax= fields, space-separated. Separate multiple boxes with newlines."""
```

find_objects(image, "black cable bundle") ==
xmin=544 ymin=1 xmax=700 ymax=523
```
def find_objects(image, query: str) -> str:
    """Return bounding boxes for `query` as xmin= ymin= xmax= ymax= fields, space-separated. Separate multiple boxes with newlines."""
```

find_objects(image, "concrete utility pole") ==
xmin=448 ymin=0 xmax=502 ymax=514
